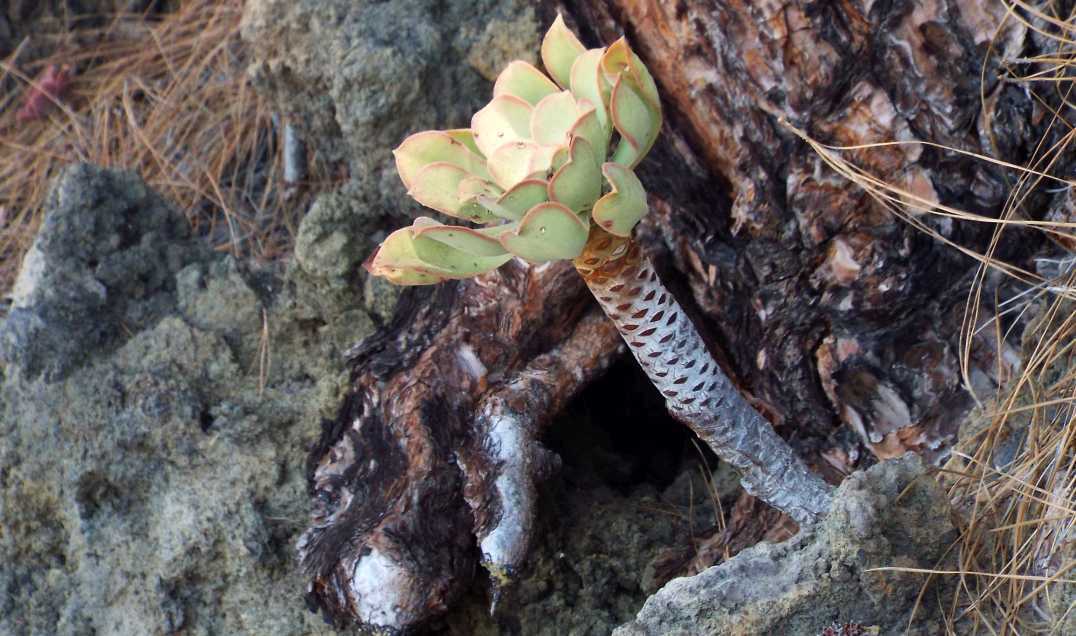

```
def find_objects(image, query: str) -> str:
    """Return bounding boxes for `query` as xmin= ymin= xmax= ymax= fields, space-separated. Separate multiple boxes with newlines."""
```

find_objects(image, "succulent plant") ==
xmin=365 ymin=15 xmax=661 ymax=283
xmin=365 ymin=15 xmax=832 ymax=531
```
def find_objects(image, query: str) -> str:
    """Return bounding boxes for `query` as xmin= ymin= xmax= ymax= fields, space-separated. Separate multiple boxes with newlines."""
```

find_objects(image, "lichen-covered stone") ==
xmin=240 ymin=0 xmax=541 ymax=213
xmin=2 ymin=164 xmax=210 ymax=380
xmin=614 ymin=454 xmax=958 ymax=636
xmin=0 ymin=165 xmax=372 ymax=636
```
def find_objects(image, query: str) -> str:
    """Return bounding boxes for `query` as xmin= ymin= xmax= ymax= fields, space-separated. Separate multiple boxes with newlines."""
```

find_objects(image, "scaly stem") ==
xmin=574 ymin=229 xmax=833 ymax=524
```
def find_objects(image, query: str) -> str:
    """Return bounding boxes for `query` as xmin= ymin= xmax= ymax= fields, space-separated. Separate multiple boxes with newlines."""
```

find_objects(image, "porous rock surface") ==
xmin=240 ymin=0 xmax=541 ymax=213
xmin=615 ymin=454 xmax=958 ymax=636
xmin=0 ymin=164 xmax=373 ymax=635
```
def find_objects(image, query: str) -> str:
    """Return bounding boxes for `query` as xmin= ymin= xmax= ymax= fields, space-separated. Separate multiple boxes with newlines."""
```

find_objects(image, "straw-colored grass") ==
xmin=0 ymin=0 xmax=328 ymax=295
xmin=787 ymin=1 xmax=1075 ymax=633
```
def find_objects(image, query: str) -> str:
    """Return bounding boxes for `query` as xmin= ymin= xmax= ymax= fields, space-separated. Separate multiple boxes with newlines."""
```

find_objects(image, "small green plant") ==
xmin=366 ymin=16 xmax=833 ymax=527
xmin=365 ymin=15 xmax=658 ymax=281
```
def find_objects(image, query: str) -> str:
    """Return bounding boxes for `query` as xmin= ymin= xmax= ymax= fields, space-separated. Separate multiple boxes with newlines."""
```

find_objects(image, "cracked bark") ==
xmin=299 ymin=0 xmax=1054 ymax=631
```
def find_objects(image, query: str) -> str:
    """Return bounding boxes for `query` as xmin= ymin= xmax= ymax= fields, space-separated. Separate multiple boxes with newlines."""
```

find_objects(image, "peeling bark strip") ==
xmin=298 ymin=261 xmax=621 ymax=631
xmin=459 ymin=310 xmax=622 ymax=582
xmin=576 ymin=231 xmax=833 ymax=523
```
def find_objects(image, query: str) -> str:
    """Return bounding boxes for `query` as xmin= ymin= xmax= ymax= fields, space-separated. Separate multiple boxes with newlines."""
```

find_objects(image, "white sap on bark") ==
xmin=579 ymin=244 xmax=834 ymax=524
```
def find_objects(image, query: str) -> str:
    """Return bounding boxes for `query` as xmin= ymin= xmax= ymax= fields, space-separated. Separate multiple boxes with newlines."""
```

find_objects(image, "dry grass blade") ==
xmin=789 ymin=2 xmax=1076 ymax=633
xmin=0 ymin=0 xmax=330 ymax=297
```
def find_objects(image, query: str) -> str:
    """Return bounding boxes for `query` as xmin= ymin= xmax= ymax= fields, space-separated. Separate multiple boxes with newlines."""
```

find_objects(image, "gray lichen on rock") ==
xmin=2 ymin=164 xmax=210 ymax=380
xmin=0 ymin=164 xmax=375 ymax=635
xmin=240 ymin=0 xmax=541 ymax=213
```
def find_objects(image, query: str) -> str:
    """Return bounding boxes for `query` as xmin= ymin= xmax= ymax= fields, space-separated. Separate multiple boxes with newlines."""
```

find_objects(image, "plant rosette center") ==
xmin=365 ymin=15 xmax=662 ymax=285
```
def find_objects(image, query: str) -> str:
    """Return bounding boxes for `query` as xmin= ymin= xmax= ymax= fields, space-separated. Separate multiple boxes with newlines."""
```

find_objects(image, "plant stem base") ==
xmin=574 ymin=229 xmax=833 ymax=524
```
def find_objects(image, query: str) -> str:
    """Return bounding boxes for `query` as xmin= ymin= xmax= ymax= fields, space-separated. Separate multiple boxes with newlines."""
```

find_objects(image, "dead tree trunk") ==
xmin=299 ymin=1 xmax=1046 ymax=631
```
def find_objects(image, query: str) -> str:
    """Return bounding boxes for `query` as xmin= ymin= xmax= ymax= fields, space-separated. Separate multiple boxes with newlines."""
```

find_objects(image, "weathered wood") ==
xmin=298 ymin=261 xmax=622 ymax=629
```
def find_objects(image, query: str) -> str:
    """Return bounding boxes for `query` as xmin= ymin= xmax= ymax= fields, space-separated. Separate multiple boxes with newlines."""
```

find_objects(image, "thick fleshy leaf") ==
xmin=488 ymin=141 xmax=557 ymax=190
xmin=548 ymin=137 xmax=601 ymax=213
xmin=530 ymin=91 xmax=584 ymax=147
xmin=364 ymin=228 xmax=448 ymax=285
xmin=394 ymin=131 xmax=491 ymax=190
xmin=412 ymin=220 xmax=509 ymax=257
xmin=471 ymin=95 xmax=533 ymax=158
xmin=484 ymin=179 xmax=548 ymax=220
xmin=599 ymin=38 xmax=661 ymax=111
xmin=500 ymin=201 xmax=588 ymax=262
xmin=568 ymin=106 xmax=608 ymax=161
xmin=540 ymin=14 xmax=585 ymax=89
xmin=412 ymin=233 xmax=512 ymax=277
xmin=493 ymin=61 xmax=559 ymax=106
xmin=457 ymin=176 xmax=503 ymax=203
xmin=551 ymin=146 xmax=570 ymax=172
xmin=592 ymin=163 xmax=648 ymax=237
xmin=445 ymin=129 xmax=484 ymax=157
xmin=570 ymin=48 xmax=611 ymax=135
xmin=609 ymin=74 xmax=660 ymax=167
xmin=409 ymin=162 xmax=498 ymax=223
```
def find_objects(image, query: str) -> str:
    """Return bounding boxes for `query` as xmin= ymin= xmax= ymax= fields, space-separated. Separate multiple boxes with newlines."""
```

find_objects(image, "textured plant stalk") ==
xmin=574 ymin=229 xmax=834 ymax=524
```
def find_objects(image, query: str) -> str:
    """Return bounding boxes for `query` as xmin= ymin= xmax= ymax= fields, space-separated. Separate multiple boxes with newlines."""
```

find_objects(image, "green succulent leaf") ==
xmin=412 ymin=233 xmax=512 ymax=277
xmin=609 ymin=73 xmax=661 ymax=168
xmin=493 ymin=61 xmax=559 ymax=106
xmin=457 ymin=175 xmax=503 ymax=203
xmin=471 ymin=94 xmax=534 ymax=158
xmin=373 ymin=16 xmax=665 ymax=287
xmin=484 ymin=179 xmax=549 ymax=220
xmin=423 ymin=245 xmax=507 ymax=278
xmin=411 ymin=218 xmax=510 ymax=257
xmin=569 ymin=48 xmax=612 ymax=136
xmin=599 ymin=38 xmax=661 ymax=111
xmin=548 ymin=137 xmax=601 ymax=213
xmin=363 ymin=227 xmax=450 ymax=285
xmin=567 ymin=106 xmax=608 ymax=163
xmin=592 ymin=163 xmax=648 ymax=237
xmin=530 ymin=90 xmax=585 ymax=147
xmin=409 ymin=162 xmax=499 ymax=223
xmin=500 ymin=201 xmax=588 ymax=262
xmin=444 ymin=129 xmax=484 ymax=157
xmin=394 ymin=131 xmax=491 ymax=190
xmin=540 ymin=14 xmax=585 ymax=89
xmin=488 ymin=141 xmax=557 ymax=190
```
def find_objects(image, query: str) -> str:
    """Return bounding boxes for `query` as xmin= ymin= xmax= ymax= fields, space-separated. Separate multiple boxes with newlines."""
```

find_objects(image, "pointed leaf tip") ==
xmin=541 ymin=14 xmax=586 ymax=89
xmin=494 ymin=61 xmax=559 ymax=106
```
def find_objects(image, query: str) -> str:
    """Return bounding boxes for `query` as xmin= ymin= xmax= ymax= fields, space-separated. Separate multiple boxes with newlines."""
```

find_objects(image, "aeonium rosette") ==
xmin=365 ymin=15 xmax=662 ymax=285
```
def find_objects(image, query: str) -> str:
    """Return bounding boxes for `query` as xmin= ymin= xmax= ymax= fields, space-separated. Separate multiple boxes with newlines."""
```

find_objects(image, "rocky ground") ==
xmin=0 ymin=1 xmax=982 ymax=634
